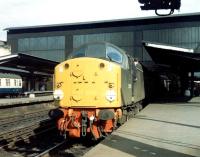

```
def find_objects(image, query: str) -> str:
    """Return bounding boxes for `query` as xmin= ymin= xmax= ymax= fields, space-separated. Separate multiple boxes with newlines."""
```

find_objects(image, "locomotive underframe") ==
xmin=56 ymin=101 xmax=143 ymax=140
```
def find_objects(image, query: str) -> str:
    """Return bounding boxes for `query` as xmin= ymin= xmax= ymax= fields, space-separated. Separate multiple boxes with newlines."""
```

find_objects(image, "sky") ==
xmin=0 ymin=0 xmax=199 ymax=41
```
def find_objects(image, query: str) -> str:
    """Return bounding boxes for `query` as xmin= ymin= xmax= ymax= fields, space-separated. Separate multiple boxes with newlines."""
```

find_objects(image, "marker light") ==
xmin=99 ymin=63 xmax=105 ymax=69
xmin=106 ymin=90 xmax=116 ymax=102
xmin=65 ymin=63 xmax=69 ymax=69
xmin=53 ymin=89 xmax=64 ymax=100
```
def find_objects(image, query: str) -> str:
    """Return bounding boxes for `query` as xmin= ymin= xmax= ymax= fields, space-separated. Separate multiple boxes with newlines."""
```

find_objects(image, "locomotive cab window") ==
xmin=68 ymin=43 xmax=106 ymax=59
xmin=70 ymin=47 xmax=86 ymax=58
xmin=87 ymin=44 xmax=106 ymax=58
xmin=68 ymin=42 xmax=127 ymax=66
xmin=106 ymin=46 xmax=122 ymax=64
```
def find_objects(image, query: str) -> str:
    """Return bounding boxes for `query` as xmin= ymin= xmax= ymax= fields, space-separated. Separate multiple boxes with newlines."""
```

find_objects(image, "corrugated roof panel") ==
xmin=5 ymin=12 xmax=200 ymax=34
xmin=0 ymin=73 xmax=21 ymax=79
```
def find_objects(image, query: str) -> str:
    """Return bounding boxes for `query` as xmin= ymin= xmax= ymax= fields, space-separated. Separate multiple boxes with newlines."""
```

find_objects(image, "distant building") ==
xmin=0 ymin=40 xmax=11 ymax=56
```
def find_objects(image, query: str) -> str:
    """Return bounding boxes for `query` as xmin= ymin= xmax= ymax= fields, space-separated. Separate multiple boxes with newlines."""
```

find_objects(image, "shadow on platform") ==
xmin=102 ymin=135 xmax=195 ymax=157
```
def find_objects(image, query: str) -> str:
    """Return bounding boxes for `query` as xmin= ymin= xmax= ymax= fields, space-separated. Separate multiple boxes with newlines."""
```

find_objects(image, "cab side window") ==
xmin=106 ymin=46 xmax=122 ymax=64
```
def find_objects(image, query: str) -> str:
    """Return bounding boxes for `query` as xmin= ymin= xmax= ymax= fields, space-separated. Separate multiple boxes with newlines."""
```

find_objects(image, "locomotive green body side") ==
xmin=121 ymin=56 xmax=145 ymax=106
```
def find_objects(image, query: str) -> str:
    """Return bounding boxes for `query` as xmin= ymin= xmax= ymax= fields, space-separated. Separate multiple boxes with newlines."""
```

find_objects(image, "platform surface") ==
xmin=0 ymin=95 xmax=53 ymax=107
xmin=84 ymin=100 xmax=200 ymax=157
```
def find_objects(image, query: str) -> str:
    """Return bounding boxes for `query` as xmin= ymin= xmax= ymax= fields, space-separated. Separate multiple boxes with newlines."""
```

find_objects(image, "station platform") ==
xmin=84 ymin=99 xmax=200 ymax=157
xmin=0 ymin=95 xmax=53 ymax=107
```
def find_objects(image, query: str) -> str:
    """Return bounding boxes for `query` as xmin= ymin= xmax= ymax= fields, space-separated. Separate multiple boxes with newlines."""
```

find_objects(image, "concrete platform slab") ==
xmin=0 ymin=95 xmax=53 ymax=107
xmin=84 ymin=101 xmax=200 ymax=157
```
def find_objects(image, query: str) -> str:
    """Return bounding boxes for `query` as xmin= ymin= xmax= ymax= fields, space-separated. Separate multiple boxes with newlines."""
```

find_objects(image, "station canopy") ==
xmin=143 ymin=41 xmax=200 ymax=72
xmin=0 ymin=53 xmax=59 ymax=75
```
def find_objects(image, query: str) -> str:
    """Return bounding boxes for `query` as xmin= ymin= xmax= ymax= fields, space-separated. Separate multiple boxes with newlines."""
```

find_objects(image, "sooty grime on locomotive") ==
xmin=51 ymin=42 xmax=145 ymax=139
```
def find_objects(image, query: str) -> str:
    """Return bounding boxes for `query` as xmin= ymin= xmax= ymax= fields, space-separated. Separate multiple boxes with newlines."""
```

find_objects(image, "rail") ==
xmin=0 ymin=109 xmax=51 ymax=132
xmin=33 ymin=141 xmax=66 ymax=157
xmin=0 ymin=109 xmax=56 ymax=149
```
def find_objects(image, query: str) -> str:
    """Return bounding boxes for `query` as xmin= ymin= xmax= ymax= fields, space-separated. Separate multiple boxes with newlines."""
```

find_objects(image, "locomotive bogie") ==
xmin=57 ymin=108 xmax=122 ymax=139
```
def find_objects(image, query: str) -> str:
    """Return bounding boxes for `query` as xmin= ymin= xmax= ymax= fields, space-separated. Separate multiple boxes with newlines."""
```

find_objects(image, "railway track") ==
xmin=0 ymin=109 xmax=51 ymax=131
xmin=0 ymin=96 xmax=98 ymax=157
xmin=0 ymin=95 xmax=60 ymax=157
xmin=1 ymin=129 xmax=99 ymax=157
xmin=0 ymin=126 xmax=59 ymax=157
xmin=32 ymin=140 xmax=66 ymax=157
xmin=28 ymin=138 xmax=99 ymax=157
xmin=0 ymin=119 xmax=55 ymax=146
xmin=0 ymin=108 xmax=56 ymax=149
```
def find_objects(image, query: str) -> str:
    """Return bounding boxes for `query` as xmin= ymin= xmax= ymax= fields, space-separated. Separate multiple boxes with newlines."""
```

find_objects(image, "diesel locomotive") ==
xmin=52 ymin=42 xmax=145 ymax=139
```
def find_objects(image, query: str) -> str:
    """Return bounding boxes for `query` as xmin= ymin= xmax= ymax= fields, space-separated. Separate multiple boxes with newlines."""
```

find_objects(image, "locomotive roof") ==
xmin=0 ymin=73 xmax=21 ymax=79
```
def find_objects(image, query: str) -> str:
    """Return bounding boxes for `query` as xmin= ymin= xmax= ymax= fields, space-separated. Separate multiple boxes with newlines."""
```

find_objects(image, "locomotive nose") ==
xmin=54 ymin=57 xmax=121 ymax=108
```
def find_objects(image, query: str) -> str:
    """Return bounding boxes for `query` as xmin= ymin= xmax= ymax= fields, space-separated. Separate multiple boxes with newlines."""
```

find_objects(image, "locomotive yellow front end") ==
xmin=53 ymin=43 xmax=124 ymax=139
xmin=54 ymin=58 xmax=121 ymax=108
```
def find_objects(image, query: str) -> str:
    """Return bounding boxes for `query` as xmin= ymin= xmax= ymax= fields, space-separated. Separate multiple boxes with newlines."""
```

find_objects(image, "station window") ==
xmin=6 ymin=79 xmax=10 ymax=86
xmin=19 ymin=80 xmax=22 ymax=87
xmin=14 ymin=79 xmax=17 ymax=86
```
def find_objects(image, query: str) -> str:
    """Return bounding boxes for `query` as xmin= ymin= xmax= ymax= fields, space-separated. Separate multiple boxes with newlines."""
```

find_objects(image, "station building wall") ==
xmin=17 ymin=36 xmax=65 ymax=62
xmin=7 ymin=17 xmax=200 ymax=62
